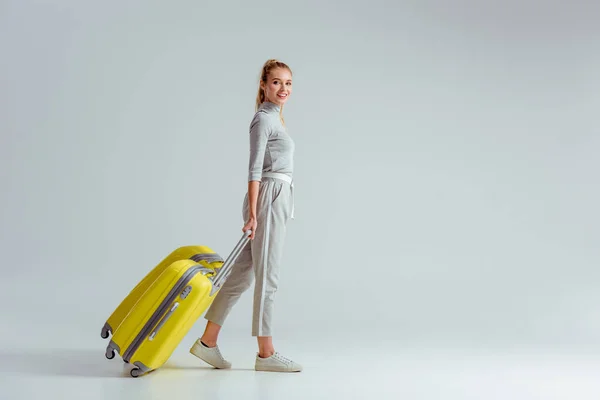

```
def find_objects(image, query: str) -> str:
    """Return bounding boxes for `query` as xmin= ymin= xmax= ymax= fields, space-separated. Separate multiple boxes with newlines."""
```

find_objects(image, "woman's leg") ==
xmin=200 ymin=320 xmax=223 ymax=348
xmin=198 ymin=193 xmax=254 ymax=346
xmin=257 ymin=336 xmax=275 ymax=358
xmin=201 ymin=239 xmax=254 ymax=342
xmin=250 ymin=180 xmax=288 ymax=339
xmin=189 ymin=196 xmax=254 ymax=367
xmin=189 ymin=243 xmax=253 ymax=368
xmin=250 ymin=179 xmax=301 ymax=371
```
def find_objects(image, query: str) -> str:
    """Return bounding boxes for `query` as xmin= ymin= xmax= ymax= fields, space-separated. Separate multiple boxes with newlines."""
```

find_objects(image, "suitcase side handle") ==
xmin=148 ymin=302 xmax=179 ymax=341
xmin=190 ymin=253 xmax=224 ymax=264
xmin=210 ymin=230 xmax=252 ymax=294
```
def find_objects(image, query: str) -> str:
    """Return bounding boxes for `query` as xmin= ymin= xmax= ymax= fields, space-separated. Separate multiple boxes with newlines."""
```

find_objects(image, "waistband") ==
xmin=261 ymin=172 xmax=293 ymax=185
xmin=261 ymin=172 xmax=295 ymax=219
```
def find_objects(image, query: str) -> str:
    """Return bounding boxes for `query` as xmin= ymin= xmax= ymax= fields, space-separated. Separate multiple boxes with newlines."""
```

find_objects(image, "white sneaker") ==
xmin=255 ymin=352 xmax=302 ymax=372
xmin=189 ymin=339 xmax=232 ymax=369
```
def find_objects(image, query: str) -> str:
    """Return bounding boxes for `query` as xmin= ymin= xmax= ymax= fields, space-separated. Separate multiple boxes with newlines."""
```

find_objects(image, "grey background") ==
xmin=1 ymin=0 xmax=599 ymax=355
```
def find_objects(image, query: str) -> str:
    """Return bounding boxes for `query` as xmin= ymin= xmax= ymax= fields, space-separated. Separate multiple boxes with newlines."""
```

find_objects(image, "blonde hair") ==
xmin=255 ymin=59 xmax=292 ymax=125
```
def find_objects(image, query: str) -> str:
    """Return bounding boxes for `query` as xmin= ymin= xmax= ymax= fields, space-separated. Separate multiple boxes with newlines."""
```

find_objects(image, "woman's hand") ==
xmin=243 ymin=217 xmax=257 ymax=240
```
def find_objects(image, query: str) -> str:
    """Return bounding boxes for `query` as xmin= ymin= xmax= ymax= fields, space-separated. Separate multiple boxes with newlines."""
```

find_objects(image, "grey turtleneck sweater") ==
xmin=247 ymin=101 xmax=295 ymax=182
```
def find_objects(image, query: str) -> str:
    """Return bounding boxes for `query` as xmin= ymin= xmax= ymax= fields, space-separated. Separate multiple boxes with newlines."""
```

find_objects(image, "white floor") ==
xmin=2 ymin=271 xmax=600 ymax=399
xmin=2 ymin=336 xmax=600 ymax=400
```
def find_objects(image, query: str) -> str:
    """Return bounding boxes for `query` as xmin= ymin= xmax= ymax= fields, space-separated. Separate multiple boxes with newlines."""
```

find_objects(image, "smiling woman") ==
xmin=255 ymin=59 xmax=293 ymax=125
xmin=188 ymin=59 xmax=302 ymax=373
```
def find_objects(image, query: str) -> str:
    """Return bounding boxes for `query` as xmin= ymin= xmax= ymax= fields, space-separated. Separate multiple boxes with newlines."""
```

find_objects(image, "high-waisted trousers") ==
xmin=204 ymin=173 xmax=294 ymax=336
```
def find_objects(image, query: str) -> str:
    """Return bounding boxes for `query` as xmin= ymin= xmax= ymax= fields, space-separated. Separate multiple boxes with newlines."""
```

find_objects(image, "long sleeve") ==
xmin=248 ymin=113 xmax=271 ymax=182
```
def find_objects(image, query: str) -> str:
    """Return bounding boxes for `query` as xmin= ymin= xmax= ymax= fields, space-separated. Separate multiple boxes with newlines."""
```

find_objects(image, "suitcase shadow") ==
xmin=162 ymin=364 xmax=257 ymax=372
xmin=0 ymin=348 xmax=135 ymax=378
xmin=0 ymin=349 xmax=264 ymax=378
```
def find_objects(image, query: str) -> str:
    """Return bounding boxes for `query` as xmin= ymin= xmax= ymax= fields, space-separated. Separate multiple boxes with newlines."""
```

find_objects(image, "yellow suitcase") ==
xmin=101 ymin=231 xmax=250 ymax=377
xmin=100 ymin=245 xmax=225 ymax=340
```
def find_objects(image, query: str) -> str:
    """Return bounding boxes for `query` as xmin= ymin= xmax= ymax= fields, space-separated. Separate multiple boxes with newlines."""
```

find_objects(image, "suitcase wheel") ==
xmin=130 ymin=368 xmax=142 ymax=378
xmin=101 ymin=323 xmax=111 ymax=339
xmin=105 ymin=348 xmax=115 ymax=360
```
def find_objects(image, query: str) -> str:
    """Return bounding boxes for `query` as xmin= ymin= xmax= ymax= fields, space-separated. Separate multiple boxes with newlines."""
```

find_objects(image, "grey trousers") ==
xmin=204 ymin=176 xmax=294 ymax=337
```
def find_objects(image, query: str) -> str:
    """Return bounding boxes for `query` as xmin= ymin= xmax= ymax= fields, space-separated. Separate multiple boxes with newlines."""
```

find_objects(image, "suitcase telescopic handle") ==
xmin=210 ymin=230 xmax=252 ymax=294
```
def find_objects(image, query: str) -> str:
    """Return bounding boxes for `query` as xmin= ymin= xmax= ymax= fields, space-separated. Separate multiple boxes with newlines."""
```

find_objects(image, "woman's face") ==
xmin=262 ymin=68 xmax=293 ymax=106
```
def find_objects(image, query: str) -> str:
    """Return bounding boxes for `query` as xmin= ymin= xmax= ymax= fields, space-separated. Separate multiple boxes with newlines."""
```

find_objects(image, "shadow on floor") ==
xmin=160 ymin=364 xmax=256 ymax=372
xmin=0 ymin=348 xmax=134 ymax=378
xmin=0 ymin=349 xmax=255 ymax=378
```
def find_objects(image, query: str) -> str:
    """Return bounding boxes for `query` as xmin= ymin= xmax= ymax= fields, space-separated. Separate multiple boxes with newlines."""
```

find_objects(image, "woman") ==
xmin=189 ymin=59 xmax=302 ymax=373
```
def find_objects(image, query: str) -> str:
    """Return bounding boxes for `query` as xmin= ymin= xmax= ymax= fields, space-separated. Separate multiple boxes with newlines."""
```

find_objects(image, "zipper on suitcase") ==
xmin=122 ymin=265 xmax=211 ymax=363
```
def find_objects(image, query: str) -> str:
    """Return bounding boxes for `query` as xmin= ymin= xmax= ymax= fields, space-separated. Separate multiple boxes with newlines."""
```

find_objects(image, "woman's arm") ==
xmin=244 ymin=113 xmax=270 ymax=239
xmin=247 ymin=180 xmax=260 ymax=219
xmin=243 ymin=180 xmax=260 ymax=239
